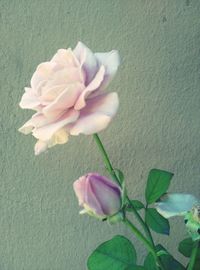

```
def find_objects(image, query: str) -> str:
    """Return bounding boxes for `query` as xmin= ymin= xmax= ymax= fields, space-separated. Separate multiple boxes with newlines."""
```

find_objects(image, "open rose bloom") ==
xmin=19 ymin=42 xmax=120 ymax=154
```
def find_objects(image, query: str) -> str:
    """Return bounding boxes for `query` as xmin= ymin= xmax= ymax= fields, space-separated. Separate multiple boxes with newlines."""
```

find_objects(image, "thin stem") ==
xmin=93 ymin=134 xmax=113 ymax=173
xmin=188 ymin=240 xmax=199 ymax=270
xmin=126 ymin=196 xmax=154 ymax=243
xmin=124 ymin=218 xmax=156 ymax=256
xmin=124 ymin=218 xmax=164 ymax=270
xmin=127 ymin=197 xmax=165 ymax=269
xmin=93 ymin=134 xmax=154 ymax=243
xmin=93 ymin=133 xmax=165 ymax=270
xmin=93 ymin=134 xmax=120 ymax=185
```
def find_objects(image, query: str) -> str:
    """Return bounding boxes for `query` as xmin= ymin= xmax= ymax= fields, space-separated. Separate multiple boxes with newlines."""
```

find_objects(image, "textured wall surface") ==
xmin=1 ymin=0 xmax=200 ymax=269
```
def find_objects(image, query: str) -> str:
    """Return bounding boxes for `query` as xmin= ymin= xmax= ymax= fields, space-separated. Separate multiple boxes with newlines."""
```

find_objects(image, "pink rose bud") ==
xmin=73 ymin=173 xmax=122 ymax=219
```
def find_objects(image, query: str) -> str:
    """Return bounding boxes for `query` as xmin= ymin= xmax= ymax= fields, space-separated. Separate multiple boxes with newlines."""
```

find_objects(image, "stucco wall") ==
xmin=1 ymin=0 xmax=200 ymax=269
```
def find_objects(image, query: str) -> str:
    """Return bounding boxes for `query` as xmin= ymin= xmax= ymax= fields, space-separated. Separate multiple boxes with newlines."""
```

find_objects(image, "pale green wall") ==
xmin=1 ymin=0 xmax=200 ymax=269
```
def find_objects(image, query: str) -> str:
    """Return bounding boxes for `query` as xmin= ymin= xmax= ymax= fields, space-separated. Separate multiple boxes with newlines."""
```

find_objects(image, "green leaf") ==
xmin=194 ymin=259 xmax=200 ymax=270
xmin=144 ymin=253 xmax=157 ymax=270
xmin=161 ymin=255 xmax=185 ymax=270
xmin=145 ymin=245 xmax=185 ymax=270
xmin=179 ymin=238 xmax=200 ymax=270
xmin=178 ymin=238 xmax=194 ymax=257
xmin=156 ymin=245 xmax=185 ymax=270
xmin=125 ymin=266 xmax=145 ymax=270
xmin=179 ymin=238 xmax=200 ymax=258
xmin=87 ymin=235 xmax=137 ymax=270
xmin=145 ymin=208 xmax=170 ymax=235
xmin=160 ymin=255 xmax=185 ymax=270
xmin=126 ymin=200 xmax=145 ymax=212
xmin=145 ymin=169 xmax=173 ymax=204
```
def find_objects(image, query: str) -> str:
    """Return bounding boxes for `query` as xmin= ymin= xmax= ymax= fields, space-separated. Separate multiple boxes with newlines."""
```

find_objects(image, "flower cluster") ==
xmin=19 ymin=42 xmax=199 ymax=270
xmin=19 ymin=42 xmax=123 ymax=221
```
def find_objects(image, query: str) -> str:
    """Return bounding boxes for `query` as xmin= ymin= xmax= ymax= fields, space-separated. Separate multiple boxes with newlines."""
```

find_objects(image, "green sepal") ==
xmin=156 ymin=250 xmax=168 ymax=257
xmin=107 ymin=210 xmax=125 ymax=225
xmin=113 ymin=168 xmax=124 ymax=184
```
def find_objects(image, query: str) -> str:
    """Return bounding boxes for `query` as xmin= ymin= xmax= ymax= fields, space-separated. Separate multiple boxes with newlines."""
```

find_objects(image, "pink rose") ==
xmin=19 ymin=42 xmax=120 ymax=155
xmin=73 ymin=173 xmax=122 ymax=219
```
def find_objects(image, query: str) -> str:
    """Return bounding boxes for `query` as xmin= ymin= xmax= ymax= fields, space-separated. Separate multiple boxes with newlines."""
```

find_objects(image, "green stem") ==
xmin=93 ymin=134 xmax=120 ymax=185
xmin=126 ymin=196 xmax=154 ymax=243
xmin=188 ymin=240 xmax=199 ymax=270
xmin=124 ymin=218 xmax=165 ymax=270
xmin=93 ymin=134 xmax=113 ymax=173
xmin=93 ymin=133 xmax=165 ymax=270
xmin=93 ymin=134 xmax=153 ymax=242
xmin=127 ymin=198 xmax=165 ymax=269
xmin=124 ymin=218 xmax=156 ymax=256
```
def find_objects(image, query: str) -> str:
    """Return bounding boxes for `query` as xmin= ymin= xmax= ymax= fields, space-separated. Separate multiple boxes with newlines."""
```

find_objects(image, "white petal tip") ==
xmin=34 ymin=141 xmax=48 ymax=155
xmin=18 ymin=126 xmax=32 ymax=135
xmin=79 ymin=209 xmax=87 ymax=215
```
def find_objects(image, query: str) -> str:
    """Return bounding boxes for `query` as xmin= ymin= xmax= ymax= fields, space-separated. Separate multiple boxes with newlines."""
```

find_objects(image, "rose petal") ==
xmin=70 ymin=114 xmax=111 ymax=136
xmin=44 ymin=67 xmax=84 ymax=88
xmin=33 ymin=109 xmax=79 ymax=141
xmin=18 ymin=113 xmax=53 ymax=135
xmin=73 ymin=42 xmax=98 ymax=85
xmin=155 ymin=193 xmax=199 ymax=218
xmin=88 ymin=173 xmax=121 ymax=191
xmin=85 ymin=92 xmax=119 ymax=116
xmin=73 ymin=176 xmax=104 ymax=216
xmin=73 ymin=176 xmax=87 ymax=206
xmin=19 ymin=88 xmax=40 ymax=110
xmin=85 ymin=178 xmax=105 ymax=216
xmin=48 ymin=128 xmax=69 ymax=146
xmin=31 ymin=62 xmax=57 ymax=89
xmin=18 ymin=119 xmax=34 ymax=135
xmin=34 ymin=128 xmax=69 ymax=155
xmin=34 ymin=140 xmax=48 ymax=155
xmin=95 ymin=50 xmax=120 ymax=90
xmin=74 ymin=65 xmax=105 ymax=110
xmin=70 ymin=92 xmax=119 ymax=135
xmin=89 ymin=175 xmax=121 ymax=215
xmin=51 ymin=48 xmax=80 ymax=67
xmin=43 ymin=83 xmax=84 ymax=120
